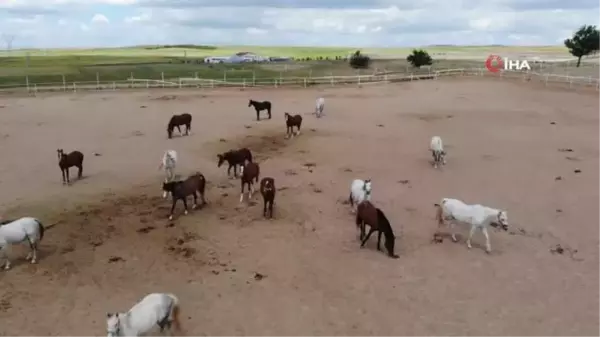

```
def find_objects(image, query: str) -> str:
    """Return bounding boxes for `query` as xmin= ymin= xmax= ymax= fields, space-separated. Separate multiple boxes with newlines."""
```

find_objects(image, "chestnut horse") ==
xmin=57 ymin=149 xmax=84 ymax=185
xmin=356 ymin=200 xmax=399 ymax=258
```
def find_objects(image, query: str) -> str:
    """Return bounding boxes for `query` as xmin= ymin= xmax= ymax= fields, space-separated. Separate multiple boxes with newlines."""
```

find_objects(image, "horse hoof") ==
xmin=31 ymin=260 xmax=37 ymax=264
xmin=184 ymin=211 xmax=188 ymax=215
xmin=168 ymin=215 xmax=173 ymax=220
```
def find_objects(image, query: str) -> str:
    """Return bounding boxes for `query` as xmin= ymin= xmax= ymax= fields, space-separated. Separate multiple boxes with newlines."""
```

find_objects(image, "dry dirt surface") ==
xmin=0 ymin=79 xmax=598 ymax=336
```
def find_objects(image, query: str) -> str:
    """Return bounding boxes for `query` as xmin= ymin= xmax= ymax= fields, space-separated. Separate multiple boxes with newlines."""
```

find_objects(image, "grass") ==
xmin=0 ymin=44 xmax=594 ymax=88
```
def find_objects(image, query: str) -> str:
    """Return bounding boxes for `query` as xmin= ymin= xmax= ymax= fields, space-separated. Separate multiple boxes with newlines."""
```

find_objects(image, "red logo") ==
xmin=485 ymin=54 xmax=504 ymax=73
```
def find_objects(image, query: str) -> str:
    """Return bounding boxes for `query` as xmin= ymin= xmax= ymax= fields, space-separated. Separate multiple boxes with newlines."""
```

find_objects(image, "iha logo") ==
xmin=485 ymin=54 xmax=531 ymax=73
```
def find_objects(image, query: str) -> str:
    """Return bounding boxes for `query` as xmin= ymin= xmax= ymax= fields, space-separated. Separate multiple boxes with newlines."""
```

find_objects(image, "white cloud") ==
xmin=0 ymin=0 xmax=598 ymax=48
xmin=91 ymin=13 xmax=109 ymax=24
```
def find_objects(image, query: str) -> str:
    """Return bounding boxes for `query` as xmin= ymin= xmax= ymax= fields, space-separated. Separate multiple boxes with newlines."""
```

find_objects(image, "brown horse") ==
xmin=284 ymin=113 xmax=302 ymax=138
xmin=239 ymin=162 xmax=260 ymax=203
xmin=248 ymin=100 xmax=272 ymax=120
xmin=217 ymin=148 xmax=253 ymax=178
xmin=167 ymin=113 xmax=192 ymax=139
xmin=259 ymin=177 xmax=276 ymax=218
xmin=57 ymin=149 xmax=84 ymax=185
xmin=162 ymin=172 xmax=206 ymax=220
xmin=356 ymin=200 xmax=399 ymax=258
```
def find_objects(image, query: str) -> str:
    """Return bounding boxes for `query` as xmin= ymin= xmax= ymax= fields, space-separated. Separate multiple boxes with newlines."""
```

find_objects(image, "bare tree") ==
xmin=1 ymin=34 xmax=16 ymax=53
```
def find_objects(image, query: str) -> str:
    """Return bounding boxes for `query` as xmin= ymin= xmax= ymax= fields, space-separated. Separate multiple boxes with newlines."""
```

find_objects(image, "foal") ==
xmin=158 ymin=150 xmax=178 ymax=185
xmin=248 ymin=100 xmax=272 ymax=120
xmin=162 ymin=172 xmax=207 ymax=220
xmin=106 ymin=293 xmax=181 ymax=337
xmin=259 ymin=177 xmax=276 ymax=218
xmin=167 ymin=113 xmax=192 ymax=139
xmin=217 ymin=148 xmax=253 ymax=178
xmin=57 ymin=149 xmax=84 ymax=185
xmin=284 ymin=113 xmax=303 ymax=138
xmin=356 ymin=201 xmax=399 ymax=258
xmin=239 ymin=162 xmax=260 ymax=202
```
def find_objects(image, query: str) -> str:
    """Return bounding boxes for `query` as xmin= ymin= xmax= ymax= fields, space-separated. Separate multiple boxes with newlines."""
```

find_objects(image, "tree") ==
xmin=564 ymin=25 xmax=599 ymax=67
xmin=406 ymin=49 xmax=433 ymax=68
xmin=349 ymin=50 xmax=370 ymax=69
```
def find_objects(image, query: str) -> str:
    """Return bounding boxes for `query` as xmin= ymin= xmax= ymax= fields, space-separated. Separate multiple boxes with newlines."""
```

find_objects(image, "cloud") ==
xmin=0 ymin=0 xmax=598 ymax=48
xmin=91 ymin=13 xmax=109 ymax=24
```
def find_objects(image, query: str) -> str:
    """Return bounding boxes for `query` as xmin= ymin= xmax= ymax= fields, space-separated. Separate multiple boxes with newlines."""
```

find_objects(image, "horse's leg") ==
xmin=185 ymin=123 xmax=190 ymax=135
xmin=361 ymin=228 xmax=376 ymax=247
xmin=1 ymin=246 xmax=11 ymax=270
xmin=296 ymin=124 xmax=301 ymax=136
xmin=227 ymin=164 xmax=232 ymax=177
xmin=269 ymin=200 xmax=274 ymax=218
xmin=77 ymin=164 xmax=83 ymax=179
xmin=176 ymin=125 xmax=182 ymax=135
xmin=249 ymin=182 xmax=254 ymax=199
xmin=263 ymin=198 xmax=267 ymax=217
xmin=376 ymin=230 xmax=382 ymax=251
xmin=169 ymin=199 xmax=177 ymax=220
xmin=65 ymin=168 xmax=70 ymax=184
xmin=449 ymin=221 xmax=458 ymax=242
xmin=466 ymin=224 xmax=476 ymax=249
xmin=482 ymin=227 xmax=492 ymax=253
xmin=61 ymin=169 xmax=66 ymax=185
xmin=256 ymin=109 xmax=260 ymax=121
xmin=240 ymin=182 xmax=245 ymax=202
xmin=182 ymin=197 xmax=189 ymax=215
xmin=192 ymin=192 xmax=198 ymax=209
xmin=268 ymin=107 xmax=271 ymax=119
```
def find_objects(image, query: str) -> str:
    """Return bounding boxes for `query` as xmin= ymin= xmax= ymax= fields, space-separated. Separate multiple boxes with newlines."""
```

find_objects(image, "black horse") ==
xmin=217 ymin=148 xmax=253 ymax=178
xmin=248 ymin=100 xmax=271 ymax=120
xmin=167 ymin=113 xmax=192 ymax=139
xmin=161 ymin=172 xmax=207 ymax=220
xmin=57 ymin=149 xmax=84 ymax=185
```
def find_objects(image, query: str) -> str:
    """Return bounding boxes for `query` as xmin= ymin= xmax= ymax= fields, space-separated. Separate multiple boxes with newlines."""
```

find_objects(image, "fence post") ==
xmin=34 ymin=84 xmax=37 ymax=95
xmin=130 ymin=72 xmax=134 ymax=88
xmin=223 ymin=70 xmax=227 ymax=83
xmin=73 ymin=82 xmax=76 ymax=93
xmin=358 ymin=75 xmax=361 ymax=86
xmin=330 ymin=75 xmax=334 ymax=86
xmin=274 ymin=79 xmax=277 ymax=88
xmin=161 ymin=72 xmax=165 ymax=88
xmin=252 ymin=71 xmax=256 ymax=86
xmin=243 ymin=79 xmax=246 ymax=88
xmin=304 ymin=78 xmax=307 ymax=88
xmin=146 ymin=80 xmax=149 ymax=88
xmin=62 ymin=74 xmax=66 ymax=91
xmin=96 ymin=72 xmax=100 ymax=89
xmin=211 ymin=79 xmax=214 ymax=88
xmin=544 ymin=74 xmax=549 ymax=86
xmin=410 ymin=73 xmax=413 ymax=81
xmin=26 ymin=76 xmax=30 ymax=93
xmin=194 ymin=72 xmax=198 ymax=79
xmin=112 ymin=82 xmax=116 ymax=91
xmin=179 ymin=78 xmax=182 ymax=88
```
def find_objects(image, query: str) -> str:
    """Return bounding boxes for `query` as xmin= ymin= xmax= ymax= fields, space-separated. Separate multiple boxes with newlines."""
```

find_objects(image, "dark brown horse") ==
xmin=239 ymin=162 xmax=260 ymax=203
xmin=217 ymin=148 xmax=253 ymax=178
xmin=167 ymin=113 xmax=192 ymax=139
xmin=248 ymin=100 xmax=271 ymax=120
xmin=356 ymin=200 xmax=399 ymax=258
xmin=259 ymin=177 xmax=276 ymax=218
xmin=162 ymin=172 xmax=206 ymax=220
xmin=284 ymin=113 xmax=302 ymax=138
xmin=57 ymin=149 xmax=84 ymax=185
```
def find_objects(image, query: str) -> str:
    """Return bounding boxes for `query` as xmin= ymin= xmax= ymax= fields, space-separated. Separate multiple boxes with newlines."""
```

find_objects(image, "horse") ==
xmin=106 ymin=293 xmax=181 ymax=337
xmin=217 ymin=148 xmax=253 ymax=178
xmin=349 ymin=179 xmax=372 ymax=213
xmin=57 ymin=149 xmax=84 ymax=185
xmin=284 ymin=113 xmax=303 ymax=138
xmin=356 ymin=201 xmax=399 ymax=259
xmin=161 ymin=172 xmax=207 ymax=220
xmin=167 ymin=113 xmax=192 ymax=139
xmin=0 ymin=217 xmax=45 ymax=270
xmin=259 ymin=177 xmax=276 ymax=218
xmin=315 ymin=97 xmax=325 ymax=118
xmin=239 ymin=162 xmax=260 ymax=203
xmin=248 ymin=100 xmax=272 ymax=120
xmin=158 ymin=150 xmax=178 ymax=191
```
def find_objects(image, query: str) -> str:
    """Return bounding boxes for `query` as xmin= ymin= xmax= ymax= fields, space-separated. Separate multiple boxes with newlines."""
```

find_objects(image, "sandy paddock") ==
xmin=0 ymin=79 xmax=597 ymax=336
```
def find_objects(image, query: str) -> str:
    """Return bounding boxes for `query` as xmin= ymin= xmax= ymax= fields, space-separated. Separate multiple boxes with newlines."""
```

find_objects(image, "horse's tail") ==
xmin=434 ymin=203 xmax=444 ymax=226
xmin=34 ymin=219 xmax=45 ymax=241
xmin=166 ymin=293 xmax=181 ymax=332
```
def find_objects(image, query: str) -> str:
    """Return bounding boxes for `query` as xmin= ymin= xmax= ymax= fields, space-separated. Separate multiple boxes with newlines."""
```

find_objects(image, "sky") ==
xmin=0 ymin=0 xmax=598 ymax=48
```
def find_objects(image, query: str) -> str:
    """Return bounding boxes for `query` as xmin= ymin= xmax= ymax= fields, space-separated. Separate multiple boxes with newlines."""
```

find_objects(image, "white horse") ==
xmin=159 ymin=150 xmax=178 ymax=197
xmin=0 ymin=217 xmax=45 ymax=270
xmin=315 ymin=97 xmax=325 ymax=118
xmin=349 ymin=179 xmax=372 ymax=213
xmin=435 ymin=198 xmax=509 ymax=253
xmin=107 ymin=293 xmax=181 ymax=337
xmin=429 ymin=136 xmax=446 ymax=168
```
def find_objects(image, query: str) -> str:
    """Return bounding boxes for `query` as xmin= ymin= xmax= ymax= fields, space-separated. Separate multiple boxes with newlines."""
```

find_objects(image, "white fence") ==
xmin=0 ymin=68 xmax=598 ymax=95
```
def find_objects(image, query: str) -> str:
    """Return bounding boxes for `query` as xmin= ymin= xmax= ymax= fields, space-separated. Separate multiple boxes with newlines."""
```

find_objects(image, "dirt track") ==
xmin=0 ymin=79 xmax=598 ymax=336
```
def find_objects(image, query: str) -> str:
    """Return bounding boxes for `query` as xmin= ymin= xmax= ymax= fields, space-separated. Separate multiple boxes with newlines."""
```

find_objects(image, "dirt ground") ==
xmin=0 ymin=79 xmax=597 ymax=336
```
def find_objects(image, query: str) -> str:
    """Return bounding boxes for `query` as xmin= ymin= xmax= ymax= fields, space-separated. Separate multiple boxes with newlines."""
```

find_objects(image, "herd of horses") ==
xmin=0 ymin=95 xmax=514 ymax=336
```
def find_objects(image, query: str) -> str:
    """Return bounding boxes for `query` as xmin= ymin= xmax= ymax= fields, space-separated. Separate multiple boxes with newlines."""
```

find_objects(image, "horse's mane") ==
xmin=0 ymin=219 xmax=15 ymax=226
xmin=375 ymin=208 xmax=391 ymax=229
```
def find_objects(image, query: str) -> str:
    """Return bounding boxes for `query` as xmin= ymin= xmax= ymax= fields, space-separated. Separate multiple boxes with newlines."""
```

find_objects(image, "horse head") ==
xmin=56 ymin=149 xmax=65 ymax=161
xmin=284 ymin=113 xmax=290 ymax=121
xmin=106 ymin=312 xmax=122 ymax=337
xmin=363 ymin=179 xmax=372 ymax=195
xmin=497 ymin=211 xmax=509 ymax=231
xmin=217 ymin=154 xmax=225 ymax=167
xmin=248 ymin=100 xmax=253 ymax=107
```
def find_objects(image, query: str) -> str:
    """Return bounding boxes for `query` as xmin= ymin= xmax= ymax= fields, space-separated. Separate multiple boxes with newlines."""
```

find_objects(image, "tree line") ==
xmin=349 ymin=24 xmax=599 ymax=69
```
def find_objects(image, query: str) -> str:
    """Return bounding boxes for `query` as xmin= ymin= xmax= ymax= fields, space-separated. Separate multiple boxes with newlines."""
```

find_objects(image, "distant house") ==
xmin=204 ymin=56 xmax=230 ymax=63
xmin=227 ymin=52 xmax=268 ymax=63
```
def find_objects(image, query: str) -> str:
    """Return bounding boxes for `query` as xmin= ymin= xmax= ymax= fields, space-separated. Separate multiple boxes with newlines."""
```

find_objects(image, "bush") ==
xmin=349 ymin=50 xmax=370 ymax=69
xmin=407 ymin=49 xmax=433 ymax=68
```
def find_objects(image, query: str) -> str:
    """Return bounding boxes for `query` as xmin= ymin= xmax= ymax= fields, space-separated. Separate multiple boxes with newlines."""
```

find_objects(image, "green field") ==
xmin=0 ymin=44 xmax=589 ymax=88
